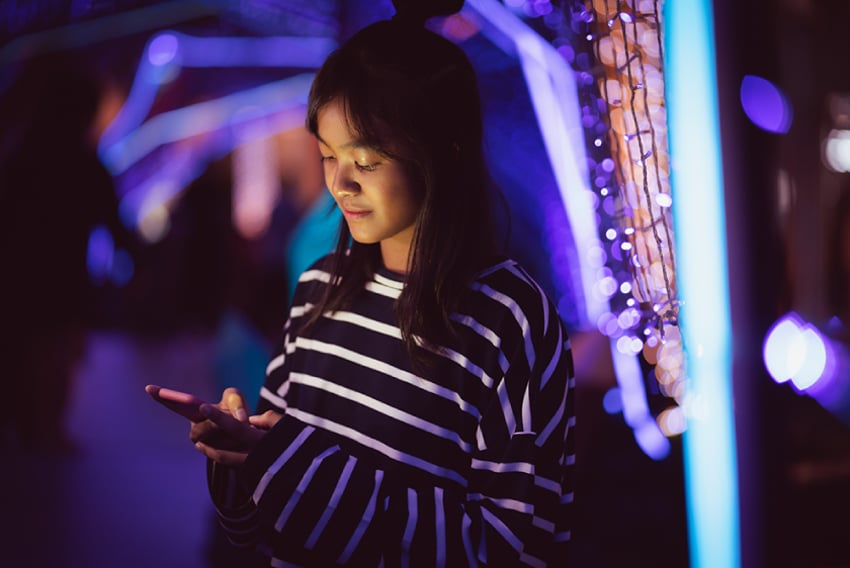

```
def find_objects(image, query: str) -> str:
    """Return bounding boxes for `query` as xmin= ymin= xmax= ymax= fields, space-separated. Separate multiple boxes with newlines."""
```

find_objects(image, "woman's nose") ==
xmin=330 ymin=164 xmax=360 ymax=197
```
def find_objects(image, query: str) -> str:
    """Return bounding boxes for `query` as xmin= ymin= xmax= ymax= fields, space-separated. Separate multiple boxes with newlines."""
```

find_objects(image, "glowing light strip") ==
xmin=101 ymin=74 xmax=314 ymax=175
xmin=176 ymin=33 xmax=336 ymax=68
xmin=118 ymin=104 xmax=307 ymax=227
xmin=98 ymin=56 xmax=166 ymax=153
xmin=0 ymin=1 xmax=220 ymax=66
xmin=663 ymin=2 xmax=740 ymax=567
xmin=610 ymin=341 xmax=671 ymax=460
xmin=99 ymin=33 xmax=335 ymax=157
xmin=95 ymin=31 xmax=335 ymax=232
xmin=465 ymin=0 xmax=606 ymax=326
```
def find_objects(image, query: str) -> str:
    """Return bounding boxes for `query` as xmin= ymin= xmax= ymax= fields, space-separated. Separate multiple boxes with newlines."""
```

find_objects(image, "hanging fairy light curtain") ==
xmin=587 ymin=0 xmax=685 ymax=425
xmin=471 ymin=0 xmax=685 ymax=437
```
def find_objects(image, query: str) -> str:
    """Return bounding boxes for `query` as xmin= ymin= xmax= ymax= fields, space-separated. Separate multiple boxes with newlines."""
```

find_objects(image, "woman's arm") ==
xmin=206 ymin=308 xmax=574 ymax=566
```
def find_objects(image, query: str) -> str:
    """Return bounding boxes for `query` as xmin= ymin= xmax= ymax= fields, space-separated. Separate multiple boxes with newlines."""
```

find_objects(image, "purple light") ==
xmin=610 ymin=339 xmax=670 ymax=460
xmin=763 ymin=312 xmax=830 ymax=390
xmin=739 ymin=75 xmax=793 ymax=134
xmin=597 ymin=312 xmax=621 ymax=337
xmin=602 ymin=387 xmax=623 ymax=414
xmin=556 ymin=44 xmax=575 ymax=63
xmin=531 ymin=0 xmax=553 ymax=17
xmin=610 ymin=242 xmax=623 ymax=261
xmin=634 ymin=421 xmax=670 ymax=461
xmin=763 ymin=314 xmax=802 ymax=383
xmin=766 ymin=318 xmax=850 ymax=427
xmin=804 ymin=341 xmax=847 ymax=413
xmin=86 ymin=225 xmax=114 ymax=283
xmin=111 ymin=249 xmax=135 ymax=286
xmin=148 ymin=33 xmax=179 ymax=66
xmin=791 ymin=327 xmax=827 ymax=390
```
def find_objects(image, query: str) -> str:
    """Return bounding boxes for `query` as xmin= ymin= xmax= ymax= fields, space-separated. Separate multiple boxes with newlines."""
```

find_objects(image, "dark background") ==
xmin=1 ymin=1 xmax=849 ymax=567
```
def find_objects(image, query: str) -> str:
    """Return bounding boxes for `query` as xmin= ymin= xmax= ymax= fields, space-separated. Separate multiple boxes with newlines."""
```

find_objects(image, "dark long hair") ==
xmin=303 ymin=4 xmax=498 ymax=359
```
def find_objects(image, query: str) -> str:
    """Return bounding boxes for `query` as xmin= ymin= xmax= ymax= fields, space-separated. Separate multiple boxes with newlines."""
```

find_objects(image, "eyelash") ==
xmin=320 ymin=156 xmax=378 ymax=173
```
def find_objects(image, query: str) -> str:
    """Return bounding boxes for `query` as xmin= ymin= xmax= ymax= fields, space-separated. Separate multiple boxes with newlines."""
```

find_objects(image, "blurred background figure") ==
xmin=275 ymin=126 xmax=341 ymax=307
xmin=197 ymin=126 xmax=341 ymax=416
xmin=0 ymin=52 xmax=131 ymax=452
xmin=179 ymin=128 xmax=340 ymax=568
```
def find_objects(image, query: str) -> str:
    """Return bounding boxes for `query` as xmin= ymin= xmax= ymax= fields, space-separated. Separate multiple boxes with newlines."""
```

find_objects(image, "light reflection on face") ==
xmin=316 ymin=99 xmax=421 ymax=273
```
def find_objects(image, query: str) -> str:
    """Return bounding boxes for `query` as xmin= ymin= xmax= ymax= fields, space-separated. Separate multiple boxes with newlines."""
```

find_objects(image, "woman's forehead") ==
xmin=315 ymin=101 xmax=362 ymax=145
xmin=317 ymin=99 xmax=407 ymax=156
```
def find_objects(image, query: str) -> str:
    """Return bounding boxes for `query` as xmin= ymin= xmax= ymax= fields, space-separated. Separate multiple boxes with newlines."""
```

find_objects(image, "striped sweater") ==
xmin=208 ymin=255 xmax=576 ymax=567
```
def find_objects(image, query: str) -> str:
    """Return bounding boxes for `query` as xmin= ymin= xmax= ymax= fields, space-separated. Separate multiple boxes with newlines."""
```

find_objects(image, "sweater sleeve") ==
xmin=207 ymin=266 xmax=576 ymax=566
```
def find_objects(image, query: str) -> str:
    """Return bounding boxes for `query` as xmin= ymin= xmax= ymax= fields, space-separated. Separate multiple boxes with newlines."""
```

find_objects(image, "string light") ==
xmin=489 ymin=0 xmax=671 ymax=456
xmin=583 ymin=0 xmax=685 ymax=428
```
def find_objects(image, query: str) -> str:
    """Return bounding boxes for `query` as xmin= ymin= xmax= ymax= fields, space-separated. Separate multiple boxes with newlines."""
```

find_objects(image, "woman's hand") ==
xmin=249 ymin=409 xmax=284 ymax=430
xmin=189 ymin=388 xmax=282 ymax=466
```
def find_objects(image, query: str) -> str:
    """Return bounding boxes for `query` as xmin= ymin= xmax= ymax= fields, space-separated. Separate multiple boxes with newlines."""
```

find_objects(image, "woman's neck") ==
xmin=379 ymin=238 xmax=412 ymax=274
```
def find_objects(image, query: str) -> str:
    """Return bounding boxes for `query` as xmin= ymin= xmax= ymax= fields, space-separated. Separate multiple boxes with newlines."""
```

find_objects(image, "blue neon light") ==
xmin=663 ymin=2 xmax=740 ymax=567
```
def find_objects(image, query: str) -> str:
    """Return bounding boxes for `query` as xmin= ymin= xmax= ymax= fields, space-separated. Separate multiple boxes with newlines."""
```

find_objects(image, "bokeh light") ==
xmin=763 ymin=312 xmax=832 ymax=391
xmin=147 ymin=32 xmax=179 ymax=67
xmin=739 ymin=74 xmax=793 ymax=134
xmin=824 ymin=129 xmax=850 ymax=173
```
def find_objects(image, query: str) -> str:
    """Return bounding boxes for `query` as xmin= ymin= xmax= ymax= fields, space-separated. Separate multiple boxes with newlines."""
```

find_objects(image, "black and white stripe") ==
xmin=208 ymin=256 xmax=576 ymax=567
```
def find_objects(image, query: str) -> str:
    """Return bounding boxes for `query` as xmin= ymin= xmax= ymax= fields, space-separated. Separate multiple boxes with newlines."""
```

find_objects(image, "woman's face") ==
xmin=316 ymin=99 xmax=422 ymax=273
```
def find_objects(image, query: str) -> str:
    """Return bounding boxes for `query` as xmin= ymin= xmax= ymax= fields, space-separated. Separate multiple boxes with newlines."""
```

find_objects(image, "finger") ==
xmin=194 ymin=441 xmax=248 ymax=466
xmin=197 ymin=404 xmax=266 ymax=453
xmin=249 ymin=410 xmax=284 ymax=430
xmin=200 ymin=403 xmax=237 ymax=428
xmin=200 ymin=404 xmax=256 ymax=441
xmin=225 ymin=391 xmax=248 ymax=422
xmin=189 ymin=419 xmax=220 ymax=444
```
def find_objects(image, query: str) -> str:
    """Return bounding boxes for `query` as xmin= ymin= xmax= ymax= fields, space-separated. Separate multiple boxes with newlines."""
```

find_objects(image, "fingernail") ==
xmin=235 ymin=408 xmax=248 ymax=422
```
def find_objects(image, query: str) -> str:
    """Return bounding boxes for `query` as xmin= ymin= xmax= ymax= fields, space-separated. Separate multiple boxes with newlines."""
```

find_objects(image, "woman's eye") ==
xmin=355 ymin=161 xmax=377 ymax=172
xmin=320 ymin=156 xmax=335 ymax=164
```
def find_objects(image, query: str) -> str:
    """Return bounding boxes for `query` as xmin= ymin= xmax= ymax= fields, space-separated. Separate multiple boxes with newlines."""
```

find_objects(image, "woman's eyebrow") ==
xmin=315 ymin=133 xmax=373 ymax=152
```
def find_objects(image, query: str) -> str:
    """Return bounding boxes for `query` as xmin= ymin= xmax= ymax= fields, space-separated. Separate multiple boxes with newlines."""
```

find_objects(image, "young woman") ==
xmin=185 ymin=3 xmax=576 ymax=565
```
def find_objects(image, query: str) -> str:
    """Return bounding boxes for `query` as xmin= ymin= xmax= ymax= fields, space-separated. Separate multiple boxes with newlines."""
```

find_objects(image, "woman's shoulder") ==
xmin=290 ymin=252 xmax=339 ymax=303
xmin=471 ymin=257 xmax=543 ymax=296
xmin=466 ymin=257 xmax=565 ymax=327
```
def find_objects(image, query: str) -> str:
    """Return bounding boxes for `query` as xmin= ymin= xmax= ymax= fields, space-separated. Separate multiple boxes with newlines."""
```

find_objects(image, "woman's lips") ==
xmin=342 ymin=207 xmax=370 ymax=220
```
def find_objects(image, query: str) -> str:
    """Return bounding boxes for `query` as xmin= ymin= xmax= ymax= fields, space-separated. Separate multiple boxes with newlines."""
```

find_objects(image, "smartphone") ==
xmin=146 ymin=384 xmax=209 ymax=422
